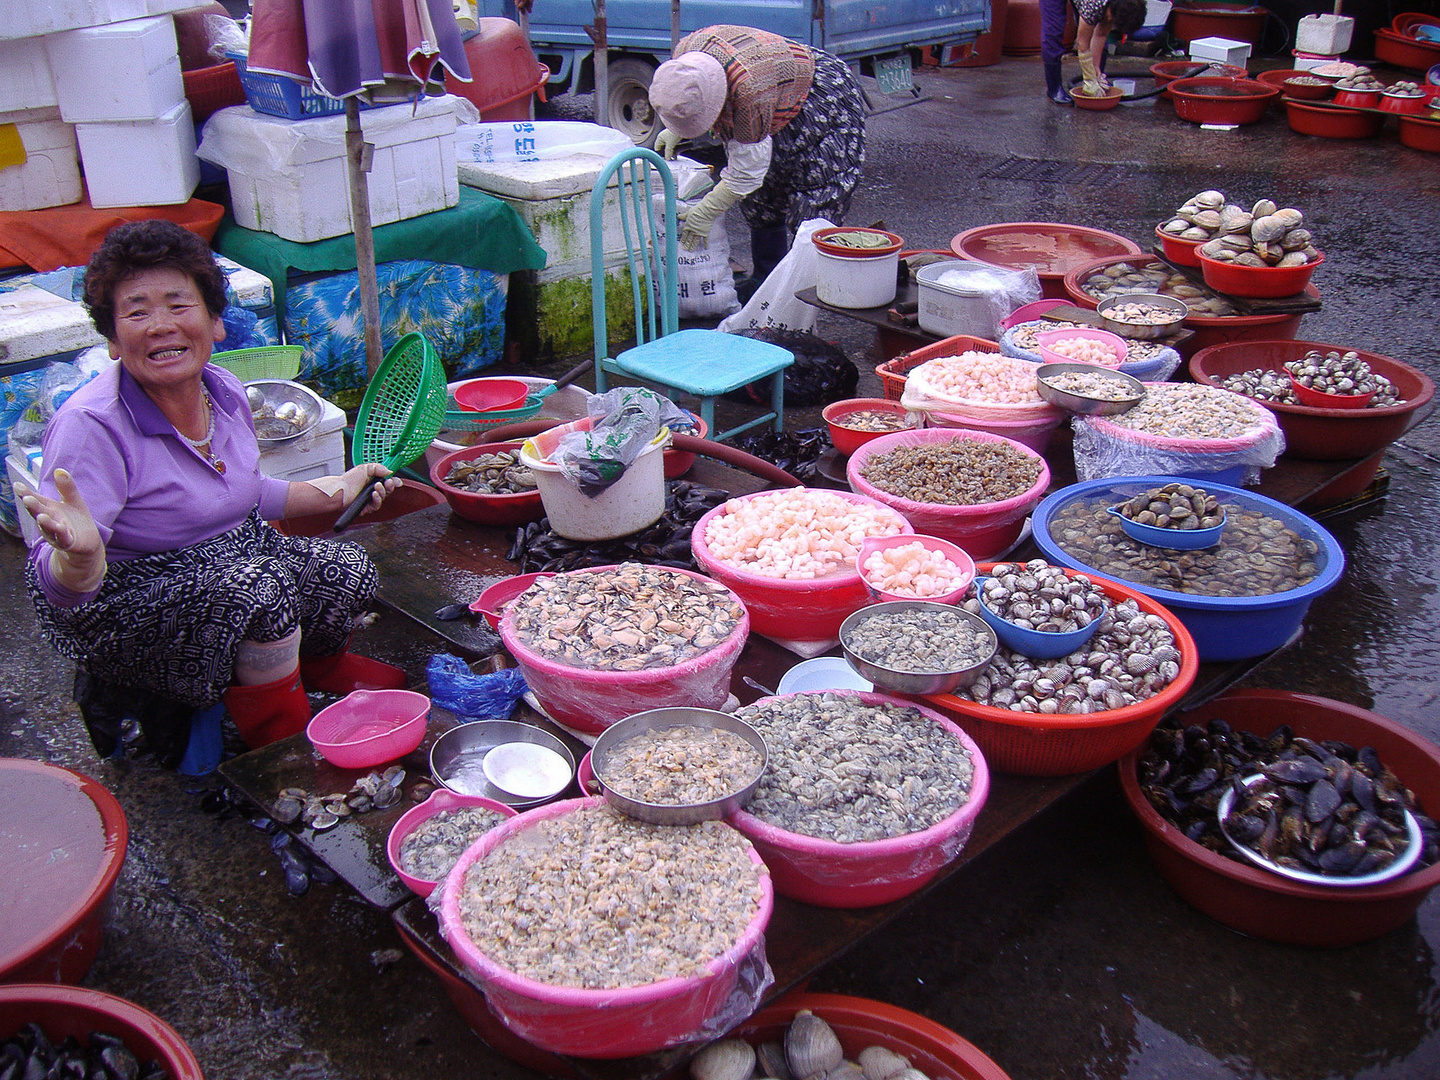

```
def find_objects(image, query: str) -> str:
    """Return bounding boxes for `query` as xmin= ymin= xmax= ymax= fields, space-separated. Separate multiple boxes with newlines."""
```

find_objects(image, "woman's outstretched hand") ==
xmin=16 ymin=469 xmax=107 ymax=592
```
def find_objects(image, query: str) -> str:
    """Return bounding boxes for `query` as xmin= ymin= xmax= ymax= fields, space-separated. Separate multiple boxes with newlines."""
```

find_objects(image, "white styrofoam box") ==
xmin=200 ymin=97 xmax=460 ymax=243
xmin=46 ymin=16 xmax=184 ymax=122
xmin=7 ymin=453 xmax=39 ymax=547
xmin=458 ymin=152 xmax=707 ymax=271
xmin=0 ymin=273 xmax=105 ymax=367
xmin=0 ymin=0 xmax=146 ymax=41
xmin=0 ymin=38 xmax=57 ymax=112
xmin=0 ymin=108 xmax=81 ymax=211
xmin=1296 ymin=14 xmax=1354 ymax=57
xmin=257 ymin=396 xmax=346 ymax=483
xmin=76 ymin=98 xmax=198 ymax=208
xmin=1142 ymin=1 xmax=1172 ymax=29
xmin=1189 ymin=36 xmax=1251 ymax=67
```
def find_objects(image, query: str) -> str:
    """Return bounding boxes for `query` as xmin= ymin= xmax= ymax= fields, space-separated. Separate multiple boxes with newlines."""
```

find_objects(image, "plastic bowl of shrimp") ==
xmin=855 ymin=534 xmax=977 ymax=605
xmin=1035 ymin=327 xmax=1128 ymax=369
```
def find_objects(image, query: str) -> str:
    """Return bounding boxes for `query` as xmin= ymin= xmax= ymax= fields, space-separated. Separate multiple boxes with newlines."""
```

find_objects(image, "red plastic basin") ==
xmin=736 ymin=992 xmax=1013 ymax=1080
xmin=1169 ymin=4 xmax=1267 ymax=45
xmin=951 ymin=223 xmax=1140 ymax=299
xmin=823 ymin=398 xmax=916 ymax=456
xmin=1062 ymin=254 xmax=1313 ymax=360
xmin=1187 ymin=338 xmax=1436 ymax=461
xmin=1399 ymin=113 xmax=1440 ymax=152
xmin=429 ymin=441 xmax=545 ymax=528
xmin=691 ymin=491 xmax=911 ymax=644
xmin=499 ymin=565 xmax=750 ymax=733
xmin=1119 ymin=689 xmax=1440 ymax=946
xmin=1198 ymin=249 xmax=1323 ymax=299
xmin=437 ymin=797 xmax=773 ymax=1058
xmin=1168 ymin=76 xmax=1278 ymax=125
xmin=0 ymin=760 xmax=127 ymax=985
xmin=0 ymin=984 xmax=202 ymax=1079
xmin=923 ymin=567 xmax=1199 ymax=775
xmin=1374 ymin=27 xmax=1440 ymax=71
xmin=729 ymin=692 xmax=990 ymax=907
xmin=1154 ymin=225 xmax=1204 ymax=267
xmin=1285 ymin=98 xmax=1385 ymax=138
xmin=1153 ymin=60 xmax=1247 ymax=97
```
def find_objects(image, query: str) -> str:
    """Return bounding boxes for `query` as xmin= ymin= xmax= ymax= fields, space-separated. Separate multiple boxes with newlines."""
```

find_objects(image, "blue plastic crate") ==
xmin=227 ymin=52 xmax=370 ymax=119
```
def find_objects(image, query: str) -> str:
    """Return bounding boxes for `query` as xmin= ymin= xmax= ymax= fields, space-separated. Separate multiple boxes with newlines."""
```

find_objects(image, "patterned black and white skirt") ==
xmin=26 ymin=510 xmax=378 ymax=709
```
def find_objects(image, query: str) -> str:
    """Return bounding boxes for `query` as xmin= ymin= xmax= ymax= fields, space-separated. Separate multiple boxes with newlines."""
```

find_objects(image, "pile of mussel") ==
xmin=1 ymin=1023 xmax=169 ymax=1080
xmin=690 ymin=1009 xmax=933 ymax=1080
xmin=1139 ymin=716 xmax=1440 ymax=878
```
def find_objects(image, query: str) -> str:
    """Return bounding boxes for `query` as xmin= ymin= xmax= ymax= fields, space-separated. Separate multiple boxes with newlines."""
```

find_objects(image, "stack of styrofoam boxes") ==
xmin=0 ymin=254 xmax=279 ymax=539
xmin=44 ymin=15 xmax=199 ymax=207
xmin=0 ymin=38 xmax=80 ymax=211
xmin=199 ymin=96 xmax=462 ymax=243
xmin=1188 ymin=36 xmax=1252 ymax=69
xmin=457 ymin=153 xmax=707 ymax=359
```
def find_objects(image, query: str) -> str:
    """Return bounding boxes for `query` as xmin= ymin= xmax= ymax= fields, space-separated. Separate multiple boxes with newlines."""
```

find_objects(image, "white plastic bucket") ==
xmin=519 ymin=417 xmax=669 ymax=541
xmin=814 ymin=248 xmax=899 ymax=309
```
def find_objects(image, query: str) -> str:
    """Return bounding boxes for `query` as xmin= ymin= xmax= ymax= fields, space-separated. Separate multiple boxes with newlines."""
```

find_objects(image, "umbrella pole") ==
xmin=345 ymin=97 xmax=384 ymax=380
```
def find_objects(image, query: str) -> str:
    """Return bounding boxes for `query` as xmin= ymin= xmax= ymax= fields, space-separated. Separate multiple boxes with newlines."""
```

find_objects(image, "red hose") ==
xmin=476 ymin=420 xmax=801 ymax=487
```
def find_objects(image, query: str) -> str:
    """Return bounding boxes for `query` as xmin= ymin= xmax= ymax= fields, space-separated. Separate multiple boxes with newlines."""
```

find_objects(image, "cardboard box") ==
xmin=75 ymin=98 xmax=199 ymax=207
xmin=200 ymin=98 xmax=460 ymax=243
xmin=0 ymin=107 xmax=81 ymax=211
xmin=1189 ymin=36 xmax=1251 ymax=67
xmin=45 ymin=16 xmax=185 ymax=122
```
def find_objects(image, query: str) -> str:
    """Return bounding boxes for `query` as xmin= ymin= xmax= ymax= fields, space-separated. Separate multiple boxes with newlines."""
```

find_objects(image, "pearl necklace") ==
xmin=173 ymin=390 xmax=226 ymax=474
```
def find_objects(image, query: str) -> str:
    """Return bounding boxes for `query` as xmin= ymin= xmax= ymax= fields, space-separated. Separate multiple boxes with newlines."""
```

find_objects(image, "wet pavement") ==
xmin=4 ymin=51 xmax=1440 ymax=1080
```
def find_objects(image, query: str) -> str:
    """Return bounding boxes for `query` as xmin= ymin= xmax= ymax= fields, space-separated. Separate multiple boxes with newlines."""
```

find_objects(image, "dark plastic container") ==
xmin=1119 ymin=689 xmax=1440 ymax=946
xmin=445 ymin=18 xmax=548 ymax=121
xmin=1031 ymin=476 xmax=1345 ymax=662
xmin=1187 ymin=339 xmax=1436 ymax=461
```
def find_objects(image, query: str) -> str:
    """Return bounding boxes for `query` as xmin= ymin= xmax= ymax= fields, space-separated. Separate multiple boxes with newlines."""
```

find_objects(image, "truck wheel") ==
xmin=604 ymin=57 xmax=660 ymax=146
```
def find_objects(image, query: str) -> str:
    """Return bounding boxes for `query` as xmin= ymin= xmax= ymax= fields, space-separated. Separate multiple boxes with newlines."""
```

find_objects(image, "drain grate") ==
xmin=982 ymin=157 xmax=1114 ymax=185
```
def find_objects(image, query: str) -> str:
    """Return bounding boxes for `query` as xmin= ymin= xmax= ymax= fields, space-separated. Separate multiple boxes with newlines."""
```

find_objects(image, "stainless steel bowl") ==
xmin=1036 ymin=362 xmax=1146 ymax=416
xmin=590 ymin=707 xmax=767 ymax=825
xmin=839 ymin=601 xmax=998 ymax=695
xmin=430 ymin=720 xmax=576 ymax=809
xmin=1095 ymin=292 xmax=1189 ymax=340
xmin=245 ymin=378 xmax=326 ymax=448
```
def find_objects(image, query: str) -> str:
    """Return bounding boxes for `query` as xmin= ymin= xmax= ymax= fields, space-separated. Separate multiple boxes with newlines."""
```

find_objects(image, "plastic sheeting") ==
xmin=1000 ymin=320 xmax=1183 ymax=382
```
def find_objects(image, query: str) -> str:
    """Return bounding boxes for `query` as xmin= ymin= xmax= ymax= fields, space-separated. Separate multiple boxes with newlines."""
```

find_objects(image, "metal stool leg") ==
xmin=768 ymin=369 xmax=785 ymax=432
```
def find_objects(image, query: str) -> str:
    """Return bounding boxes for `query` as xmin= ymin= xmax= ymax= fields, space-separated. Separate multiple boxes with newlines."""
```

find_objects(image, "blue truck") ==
xmin=480 ymin=0 xmax=992 ymax=143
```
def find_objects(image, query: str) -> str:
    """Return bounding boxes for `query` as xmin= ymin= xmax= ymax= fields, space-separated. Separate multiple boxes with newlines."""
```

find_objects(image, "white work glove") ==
xmin=655 ymin=127 xmax=683 ymax=160
xmin=679 ymin=180 xmax=744 ymax=251
xmin=1078 ymin=54 xmax=1105 ymax=96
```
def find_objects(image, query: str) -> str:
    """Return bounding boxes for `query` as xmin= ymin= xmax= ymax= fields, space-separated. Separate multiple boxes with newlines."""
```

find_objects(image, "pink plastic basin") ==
xmin=499 ymin=565 xmax=750 ymax=734
xmin=691 ymin=491 xmax=912 ymax=644
xmin=306 ymin=689 xmax=431 ymax=769
xmin=924 ymin=407 xmax=1065 ymax=454
xmin=729 ymin=692 xmax=990 ymax=906
xmin=856 ymin=533 xmax=977 ymax=605
xmin=846 ymin=428 xmax=1052 ymax=560
xmin=469 ymin=572 xmax=556 ymax=630
xmin=438 ymin=797 xmax=773 ymax=1057
xmin=386 ymin=788 xmax=517 ymax=898
xmin=0 ymin=760 xmax=127 ymax=985
xmin=1034 ymin=327 xmax=1127 ymax=368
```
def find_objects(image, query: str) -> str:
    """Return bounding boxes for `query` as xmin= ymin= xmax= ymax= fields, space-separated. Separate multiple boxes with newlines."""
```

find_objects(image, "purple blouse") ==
xmin=29 ymin=362 xmax=292 ymax=607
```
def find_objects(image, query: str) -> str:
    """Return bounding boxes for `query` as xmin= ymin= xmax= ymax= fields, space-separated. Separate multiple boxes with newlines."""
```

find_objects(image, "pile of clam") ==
xmin=1172 ymin=192 xmax=1318 ymax=269
xmin=1219 ymin=349 xmax=1401 ymax=409
xmin=442 ymin=449 xmax=537 ymax=494
xmin=272 ymin=766 xmax=416 ymax=831
xmin=1115 ymin=483 xmax=1224 ymax=531
xmin=1334 ymin=73 xmax=1383 ymax=91
xmin=690 ymin=1009 xmax=934 ymax=1080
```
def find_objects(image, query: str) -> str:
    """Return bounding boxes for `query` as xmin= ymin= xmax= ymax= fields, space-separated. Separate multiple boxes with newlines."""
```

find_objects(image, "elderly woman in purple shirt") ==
xmin=17 ymin=220 xmax=404 ymax=765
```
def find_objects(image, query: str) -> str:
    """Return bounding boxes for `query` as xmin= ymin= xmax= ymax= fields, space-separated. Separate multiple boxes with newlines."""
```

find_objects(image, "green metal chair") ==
xmin=589 ymin=146 xmax=793 ymax=443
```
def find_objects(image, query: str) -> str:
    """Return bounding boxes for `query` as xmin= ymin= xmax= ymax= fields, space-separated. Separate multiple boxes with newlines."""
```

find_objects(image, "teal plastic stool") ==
xmin=610 ymin=328 xmax=792 ymax=443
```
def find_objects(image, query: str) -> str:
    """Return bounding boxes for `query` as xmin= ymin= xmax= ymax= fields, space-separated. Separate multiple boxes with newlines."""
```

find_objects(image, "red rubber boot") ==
xmin=222 ymin=667 xmax=311 ymax=749
xmin=300 ymin=650 xmax=407 ymax=694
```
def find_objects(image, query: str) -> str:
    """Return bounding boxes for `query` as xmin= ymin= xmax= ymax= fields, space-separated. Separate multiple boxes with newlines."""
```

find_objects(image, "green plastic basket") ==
xmin=352 ymin=333 xmax=448 ymax=473
xmin=211 ymin=345 xmax=304 ymax=382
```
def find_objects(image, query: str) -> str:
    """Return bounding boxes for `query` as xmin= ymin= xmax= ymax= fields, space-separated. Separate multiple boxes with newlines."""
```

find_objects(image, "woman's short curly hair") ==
xmin=83 ymin=220 xmax=228 ymax=342
xmin=1109 ymin=0 xmax=1149 ymax=36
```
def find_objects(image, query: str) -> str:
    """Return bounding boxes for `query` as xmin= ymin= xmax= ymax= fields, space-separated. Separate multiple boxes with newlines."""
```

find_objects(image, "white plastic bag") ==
xmin=454 ymin=120 xmax=634 ymax=164
xmin=718 ymin=218 xmax=834 ymax=335
xmin=654 ymin=193 xmax=740 ymax=320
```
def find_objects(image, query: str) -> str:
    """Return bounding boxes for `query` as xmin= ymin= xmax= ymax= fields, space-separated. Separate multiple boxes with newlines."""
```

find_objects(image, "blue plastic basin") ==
xmin=1032 ymin=476 xmax=1345 ymax=662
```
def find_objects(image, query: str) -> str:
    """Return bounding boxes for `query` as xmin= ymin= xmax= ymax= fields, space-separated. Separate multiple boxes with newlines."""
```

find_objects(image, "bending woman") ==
xmin=647 ymin=24 xmax=867 ymax=285
xmin=18 ymin=220 xmax=404 ymax=766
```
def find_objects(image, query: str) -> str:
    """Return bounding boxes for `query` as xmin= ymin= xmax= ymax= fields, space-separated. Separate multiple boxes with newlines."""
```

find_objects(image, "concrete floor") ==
xmin=5 ymin=50 xmax=1440 ymax=1080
